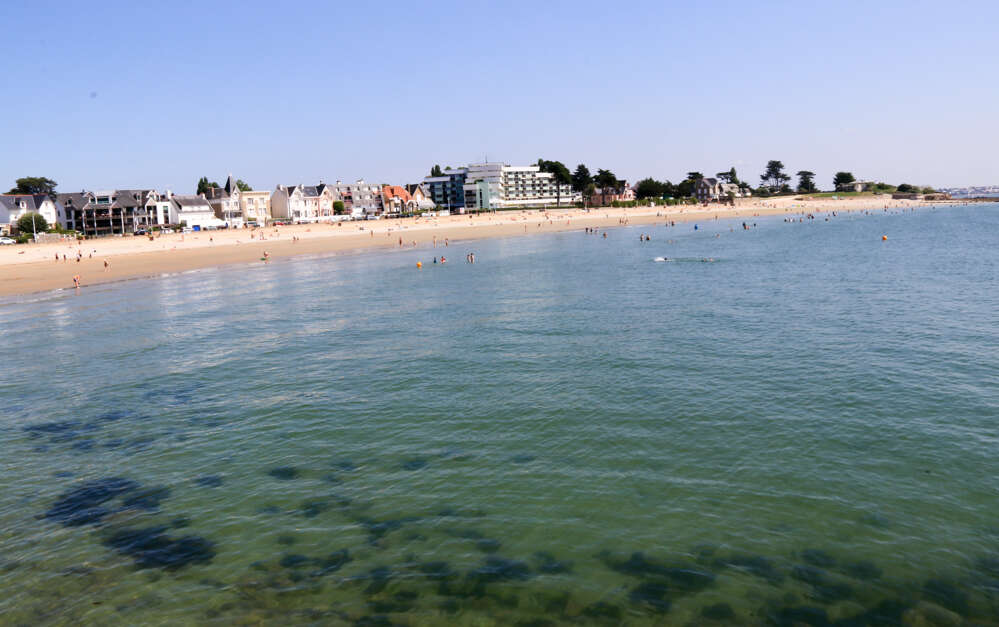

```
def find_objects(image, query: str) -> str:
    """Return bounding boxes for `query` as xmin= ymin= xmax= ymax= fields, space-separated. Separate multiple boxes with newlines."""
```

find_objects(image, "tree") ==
xmin=571 ymin=164 xmax=592 ymax=192
xmin=537 ymin=159 xmax=572 ymax=206
xmin=634 ymin=178 xmax=667 ymax=199
xmin=9 ymin=176 xmax=58 ymax=198
xmin=687 ymin=171 xmax=704 ymax=181
xmin=716 ymin=168 xmax=739 ymax=185
xmin=921 ymin=186 xmax=936 ymax=194
xmin=896 ymin=183 xmax=916 ymax=193
xmin=333 ymin=200 xmax=346 ymax=215
xmin=17 ymin=212 xmax=48 ymax=235
xmin=796 ymin=170 xmax=817 ymax=193
xmin=430 ymin=165 xmax=443 ymax=177
xmin=236 ymin=179 xmax=252 ymax=192
xmin=760 ymin=161 xmax=790 ymax=192
xmin=833 ymin=171 xmax=855 ymax=190
xmin=595 ymin=169 xmax=619 ymax=190
xmin=584 ymin=182 xmax=596 ymax=200
xmin=197 ymin=176 xmax=220 ymax=195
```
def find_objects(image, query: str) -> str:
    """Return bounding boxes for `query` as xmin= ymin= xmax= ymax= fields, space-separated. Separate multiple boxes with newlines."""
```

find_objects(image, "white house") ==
xmin=271 ymin=184 xmax=336 ymax=221
xmin=169 ymin=194 xmax=223 ymax=229
xmin=0 ymin=194 xmax=60 ymax=234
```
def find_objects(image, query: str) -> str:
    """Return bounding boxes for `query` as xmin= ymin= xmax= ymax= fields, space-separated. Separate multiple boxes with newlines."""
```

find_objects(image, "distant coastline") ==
xmin=0 ymin=195 xmax=974 ymax=299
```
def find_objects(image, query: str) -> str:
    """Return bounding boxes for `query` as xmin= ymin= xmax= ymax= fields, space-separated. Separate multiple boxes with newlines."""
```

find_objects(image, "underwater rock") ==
xmin=103 ymin=526 xmax=215 ymax=570
xmin=701 ymin=602 xmax=735 ymax=620
xmin=629 ymin=581 xmax=671 ymax=613
xmin=44 ymin=477 xmax=140 ymax=527
xmin=194 ymin=475 xmax=224 ymax=488
xmin=267 ymin=467 xmax=300 ymax=480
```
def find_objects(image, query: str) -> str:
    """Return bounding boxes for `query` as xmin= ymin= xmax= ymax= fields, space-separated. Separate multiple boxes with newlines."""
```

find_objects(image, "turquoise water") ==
xmin=1 ymin=204 xmax=997 ymax=625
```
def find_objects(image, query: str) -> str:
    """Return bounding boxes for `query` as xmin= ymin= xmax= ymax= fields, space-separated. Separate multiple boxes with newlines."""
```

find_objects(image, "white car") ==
xmin=0 ymin=236 xmax=15 ymax=245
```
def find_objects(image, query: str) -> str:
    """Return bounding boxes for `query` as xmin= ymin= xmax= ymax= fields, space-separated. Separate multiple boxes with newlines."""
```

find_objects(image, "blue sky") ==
xmin=2 ymin=0 xmax=997 ymax=192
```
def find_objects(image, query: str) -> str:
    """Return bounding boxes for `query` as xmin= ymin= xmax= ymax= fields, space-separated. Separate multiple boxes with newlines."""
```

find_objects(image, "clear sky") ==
xmin=2 ymin=0 xmax=997 ymax=193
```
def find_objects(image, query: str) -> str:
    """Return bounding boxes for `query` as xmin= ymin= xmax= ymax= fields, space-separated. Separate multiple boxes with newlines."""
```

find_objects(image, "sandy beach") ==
xmin=0 ymin=195 xmax=939 ymax=298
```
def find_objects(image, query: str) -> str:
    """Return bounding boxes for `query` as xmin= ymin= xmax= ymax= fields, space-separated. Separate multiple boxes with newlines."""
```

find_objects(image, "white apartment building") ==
xmin=461 ymin=163 xmax=577 ymax=210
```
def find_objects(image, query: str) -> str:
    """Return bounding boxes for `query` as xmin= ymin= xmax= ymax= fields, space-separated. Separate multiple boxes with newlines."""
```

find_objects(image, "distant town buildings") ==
xmin=203 ymin=176 xmax=244 ymax=227
xmin=591 ymin=182 xmax=635 ymax=206
xmin=694 ymin=178 xmax=750 ymax=203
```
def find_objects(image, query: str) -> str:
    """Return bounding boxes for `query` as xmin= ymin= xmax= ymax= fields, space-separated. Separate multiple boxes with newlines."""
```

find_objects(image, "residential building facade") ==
xmin=460 ymin=163 xmax=577 ymax=211
xmin=203 ymin=175 xmax=244 ymax=227
xmin=271 ymin=184 xmax=336 ymax=221
xmin=591 ymin=182 xmax=636 ymax=206
xmin=694 ymin=178 xmax=750 ymax=202
xmin=57 ymin=190 xmax=170 ymax=236
xmin=168 ymin=195 xmax=220 ymax=229
xmin=240 ymin=190 xmax=272 ymax=224
xmin=423 ymin=168 xmax=467 ymax=210
xmin=0 ymin=194 xmax=60 ymax=234
xmin=331 ymin=180 xmax=383 ymax=217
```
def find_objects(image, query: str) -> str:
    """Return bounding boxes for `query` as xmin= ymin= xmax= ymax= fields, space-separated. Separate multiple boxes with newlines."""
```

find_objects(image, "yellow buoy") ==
xmin=882 ymin=235 xmax=887 ymax=241
xmin=416 ymin=261 xmax=422 ymax=268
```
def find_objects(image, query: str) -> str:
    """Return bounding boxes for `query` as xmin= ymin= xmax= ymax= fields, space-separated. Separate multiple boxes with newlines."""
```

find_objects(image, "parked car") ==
xmin=0 ymin=236 xmax=15 ymax=245
xmin=134 ymin=229 xmax=148 ymax=236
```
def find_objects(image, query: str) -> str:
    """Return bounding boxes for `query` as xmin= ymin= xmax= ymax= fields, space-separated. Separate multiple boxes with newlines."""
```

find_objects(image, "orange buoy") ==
xmin=416 ymin=261 xmax=422 ymax=268
xmin=882 ymin=235 xmax=887 ymax=241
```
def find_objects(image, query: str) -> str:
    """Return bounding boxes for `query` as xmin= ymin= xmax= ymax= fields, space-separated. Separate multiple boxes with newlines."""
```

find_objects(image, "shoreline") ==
xmin=0 ymin=197 xmax=952 ymax=298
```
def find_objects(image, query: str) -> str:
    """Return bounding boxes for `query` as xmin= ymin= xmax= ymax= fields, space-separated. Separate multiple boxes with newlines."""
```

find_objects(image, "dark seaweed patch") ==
xmin=24 ymin=420 xmax=99 ymax=441
xmin=122 ymin=486 xmax=171 ymax=510
xmin=280 ymin=554 xmax=312 ymax=569
xmin=467 ymin=556 xmax=532 ymax=583
xmin=170 ymin=516 xmax=191 ymax=529
xmin=103 ymin=526 xmax=215 ymax=570
xmin=445 ymin=527 xmax=485 ymax=540
xmin=417 ymin=561 xmax=456 ymax=581
xmin=508 ymin=454 xmax=536 ymax=464
xmin=277 ymin=534 xmax=296 ymax=546
xmin=96 ymin=410 xmax=131 ymax=423
xmin=718 ymin=554 xmax=784 ymax=584
xmin=400 ymin=459 xmax=427 ymax=471
xmin=701 ymin=602 xmax=734 ymax=620
xmin=300 ymin=499 xmax=330 ymax=518
xmin=514 ymin=620 xmax=556 ymax=627
xmin=52 ymin=471 xmax=74 ymax=478
xmin=71 ymin=439 xmax=96 ymax=452
xmin=922 ymin=578 xmax=969 ymax=614
xmin=581 ymin=601 xmax=622 ymax=619
xmin=801 ymin=549 xmax=836 ymax=569
xmin=475 ymin=539 xmax=502 ymax=554
xmin=533 ymin=551 xmax=572 ymax=575
xmin=362 ymin=566 xmax=393 ymax=595
xmin=257 ymin=505 xmax=282 ymax=515
xmin=353 ymin=616 xmax=394 ymax=627
xmin=629 ymin=581 xmax=671 ymax=613
xmin=194 ymin=475 xmax=224 ymax=488
xmin=357 ymin=517 xmax=419 ymax=544
xmin=600 ymin=552 xmax=714 ymax=592
xmin=44 ymin=477 xmax=139 ymax=527
xmin=314 ymin=549 xmax=351 ymax=576
xmin=267 ymin=467 xmax=300 ymax=480
xmin=791 ymin=565 xmax=827 ymax=586
xmin=843 ymin=560 xmax=882 ymax=580
xmin=810 ymin=581 xmax=853 ymax=603
xmin=771 ymin=605 xmax=830 ymax=626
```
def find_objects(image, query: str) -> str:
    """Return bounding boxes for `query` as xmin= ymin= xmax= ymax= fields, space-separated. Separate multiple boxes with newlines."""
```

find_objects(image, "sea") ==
xmin=1 ymin=203 xmax=997 ymax=625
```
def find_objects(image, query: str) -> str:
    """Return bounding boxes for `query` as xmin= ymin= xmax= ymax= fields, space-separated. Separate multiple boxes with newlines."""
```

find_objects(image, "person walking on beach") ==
xmin=103 ymin=259 xmax=110 ymax=272
xmin=73 ymin=274 xmax=81 ymax=289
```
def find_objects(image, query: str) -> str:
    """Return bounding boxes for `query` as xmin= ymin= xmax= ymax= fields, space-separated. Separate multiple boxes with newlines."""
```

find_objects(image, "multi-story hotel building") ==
xmin=461 ymin=163 xmax=577 ymax=210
